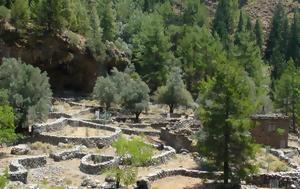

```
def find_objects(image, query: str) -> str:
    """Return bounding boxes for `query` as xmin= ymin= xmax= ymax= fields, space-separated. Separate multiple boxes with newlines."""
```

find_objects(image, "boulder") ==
xmin=135 ymin=179 xmax=150 ymax=189
xmin=11 ymin=145 xmax=30 ymax=155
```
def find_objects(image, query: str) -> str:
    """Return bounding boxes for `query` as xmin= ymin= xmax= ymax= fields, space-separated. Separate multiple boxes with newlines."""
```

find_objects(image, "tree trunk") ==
xmin=135 ymin=112 xmax=141 ymax=123
xmin=169 ymin=104 xmax=174 ymax=114
xmin=224 ymin=96 xmax=230 ymax=184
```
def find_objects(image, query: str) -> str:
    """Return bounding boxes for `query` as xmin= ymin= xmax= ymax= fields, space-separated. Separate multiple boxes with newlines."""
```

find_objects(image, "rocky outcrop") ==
xmin=0 ymin=21 xmax=130 ymax=93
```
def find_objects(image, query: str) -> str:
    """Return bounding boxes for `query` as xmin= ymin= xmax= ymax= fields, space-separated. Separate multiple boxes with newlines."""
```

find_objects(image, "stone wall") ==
xmin=160 ymin=127 xmax=196 ymax=152
xmin=246 ymin=172 xmax=300 ymax=188
xmin=32 ymin=119 xmax=122 ymax=147
xmin=49 ymin=146 xmax=87 ymax=162
xmin=146 ymin=145 xmax=176 ymax=166
xmin=9 ymin=156 xmax=47 ymax=183
xmin=136 ymin=168 xmax=222 ymax=189
xmin=79 ymin=154 xmax=119 ymax=175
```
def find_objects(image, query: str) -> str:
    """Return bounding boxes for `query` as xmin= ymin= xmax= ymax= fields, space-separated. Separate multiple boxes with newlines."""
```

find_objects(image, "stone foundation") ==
xmin=9 ymin=156 xmax=47 ymax=183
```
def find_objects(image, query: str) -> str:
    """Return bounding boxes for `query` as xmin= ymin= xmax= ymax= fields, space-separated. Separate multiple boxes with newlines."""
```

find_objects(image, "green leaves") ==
xmin=198 ymin=62 xmax=258 ymax=183
xmin=0 ymin=58 xmax=52 ymax=131
xmin=154 ymin=67 xmax=194 ymax=113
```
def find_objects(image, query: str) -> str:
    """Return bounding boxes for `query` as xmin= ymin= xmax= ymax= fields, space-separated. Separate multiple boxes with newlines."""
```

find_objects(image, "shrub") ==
xmin=0 ymin=168 xmax=8 ymax=189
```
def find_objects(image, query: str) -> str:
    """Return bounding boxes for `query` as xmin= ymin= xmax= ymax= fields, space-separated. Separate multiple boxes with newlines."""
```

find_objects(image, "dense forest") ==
xmin=0 ymin=0 xmax=300 ymax=187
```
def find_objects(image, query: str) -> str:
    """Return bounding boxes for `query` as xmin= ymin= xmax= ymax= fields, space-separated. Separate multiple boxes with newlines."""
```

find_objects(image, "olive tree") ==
xmin=154 ymin=67 xmax=194 ymax=114
xmin=0 ymin=58 xmax=52 ymax=133
xmin=120 ymin=76 xmax=150 ymax=123
xmin=93 ymin=76 xmax=119 ymax=111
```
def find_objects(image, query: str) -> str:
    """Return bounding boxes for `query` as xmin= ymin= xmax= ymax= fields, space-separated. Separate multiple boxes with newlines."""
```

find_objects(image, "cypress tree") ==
xmin=100 ymin=0 xmax=117 ymax=41
xmin=287 ymin=10 xmax=300 ymax=67
xmin=265 ymin=2 xmax=289 ymax=61
xmin=212 ymin=0 xmax=238 ymax=48
xmin=254 ymin=19 xmax=264 ymax=52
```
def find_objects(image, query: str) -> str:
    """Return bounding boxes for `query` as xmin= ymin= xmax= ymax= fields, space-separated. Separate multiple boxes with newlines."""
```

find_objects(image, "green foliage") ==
xmin=0 ymin=168 xmax=8 ymax=189
xmin=11 ymin=0 xmax=30 ymax=29
xmin=107 ymin=136 xmax=154 ymax=187
xmin=0 ymin=90 xmax=17 ymax=144
xmin=0 ymin=58 xmax=52 ymax=132
xmin=98 ymin=0 xmax=117 ymax=41
xmin=182 ymin=0 xmax=208 ymax=27
xmin=254 ymin=19 xmax=264 ymax=52
xmin=93 ymin=76 xmax=118 ymax=110
xmin=265 ymin=3 xmax=289 ymax=80
xmin=154 ymin=67 xmax=194 ymax=114
xmin=232 ymin=29 xmax=272 ymax=113
xmin=176 ymin=26 xmax=225 ymax=96
xmin=287 ymin=9 xmax=300 ymax=67
xmin=198 ymin=62 xmax=258 ymax=184
xmin=0 ymin=5 xmax=10 ymax=20
xmin=86 ymin=0 xmax=105 ymax=61
xmin=276 ymin=128 xmax=285 ymax=136
xmin=132 ymin=12 xmax=175 ymax=91
xmin=212 ymin=0 xmax=239 ymax=48
xmin=274 ymin=59 xmax=300 ymax=132
xmin=113 ymin=135 xmax=154 ymax=166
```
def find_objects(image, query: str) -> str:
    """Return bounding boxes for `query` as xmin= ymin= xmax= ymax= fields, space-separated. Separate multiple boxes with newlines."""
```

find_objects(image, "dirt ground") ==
xmin=151 ymin=176 xmax=203 ymax=189
xmin=46 ymin=125 xmax=114 ymax=137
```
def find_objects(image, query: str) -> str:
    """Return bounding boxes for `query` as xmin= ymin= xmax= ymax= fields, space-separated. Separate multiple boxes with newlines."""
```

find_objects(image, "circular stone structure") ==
xmin=32 ymin=119 xmax=121 ymax=147
xmin=79 ymin=154 xmax=119 ymax=175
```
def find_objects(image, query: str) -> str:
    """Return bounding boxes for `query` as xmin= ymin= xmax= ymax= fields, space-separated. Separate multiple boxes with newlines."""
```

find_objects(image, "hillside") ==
xmin=244 ymin=0 xmax=300 ymax=32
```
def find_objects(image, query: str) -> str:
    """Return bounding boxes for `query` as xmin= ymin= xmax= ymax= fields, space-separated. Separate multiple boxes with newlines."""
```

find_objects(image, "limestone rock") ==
xmin=11 ymin=144 xmax=30 ymax=155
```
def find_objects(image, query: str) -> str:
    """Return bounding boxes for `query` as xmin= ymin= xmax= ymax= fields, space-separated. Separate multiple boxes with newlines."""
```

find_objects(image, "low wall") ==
xmin=136 ymin=168 xmax=222 ymax=189
xmin=120 ymin=127 xmax=160 ymax=137
xmin=80 ymin=154 xmax=119 ymax=175
xmin=246 ymin=172 xmax=300 ymax=188
xmin=32 ymin=119 xmax=122 ymax=147
xmin=160 ymin=128 xmax=196 ymax=152
xmin=146 ymin=145 xmax=176 ymax=166
xmin=49 ymin=146 xmax=87 ymax=162
xmin=9 ymin=156 xmax=47 ymax=183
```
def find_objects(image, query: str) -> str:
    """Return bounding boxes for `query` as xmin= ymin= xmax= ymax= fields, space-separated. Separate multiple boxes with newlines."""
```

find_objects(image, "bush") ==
xmin=0 ymin=90 xmax=17 ymax=144
xmin=0 ymin=168 xmax=8 ymax=189
xmin=0 ymin=58 xmax=52 ymax=132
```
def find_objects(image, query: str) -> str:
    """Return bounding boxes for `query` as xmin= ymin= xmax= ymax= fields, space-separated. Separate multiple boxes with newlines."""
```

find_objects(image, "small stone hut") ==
xmin=250 ymin=114 xmax=290 ymax=148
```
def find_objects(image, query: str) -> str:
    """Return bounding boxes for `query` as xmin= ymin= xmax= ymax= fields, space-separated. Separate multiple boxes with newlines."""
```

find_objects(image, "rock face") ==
xmin=0 ymin=21 xmax=130 ymax=93
xmin=11 ymin=144 xmax=30 ymax=155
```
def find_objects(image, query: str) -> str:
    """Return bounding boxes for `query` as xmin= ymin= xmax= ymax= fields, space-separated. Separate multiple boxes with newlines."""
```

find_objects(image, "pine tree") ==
xmin=212 ymin=0 xmax=238 ymax=48
xmin=132 ymin=13 xmax=175 ymax=91
xmin=274 ymin=59 xmax=300 ymax=133
xmin=86 ymin=0 xmax=105 ymax=61
xmin=233 ymin=31 xmax=272 ymax=113
xmin=11 ymin=0 xmax=30 ymax=30
xmin=99 ymin=0 xmax=117 ymax=41
xmin=176 ymin=26 xmax=225 ymax=96
xmin=182 ymin=0 xmax=208 ymax=27
xmin=198 ymin=62 xmax=258 ymax=184
xmin=34 ymin=0 xmax=65 ymax=32
xmin=265 ymin=2 xmax=289 ymax=61
xmin=287 ymin=10 xmax=300 ymax=67
xmin=254 ymin=19 xmax=264 ymax=52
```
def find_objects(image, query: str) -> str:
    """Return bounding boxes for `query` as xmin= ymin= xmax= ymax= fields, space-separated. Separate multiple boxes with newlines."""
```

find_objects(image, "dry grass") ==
xmin=256 ymin=149 xmax=290 ymax=172
xmin=47 ymin=125 xmax=114 ymax=137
